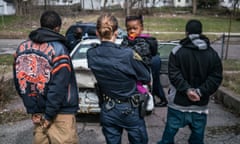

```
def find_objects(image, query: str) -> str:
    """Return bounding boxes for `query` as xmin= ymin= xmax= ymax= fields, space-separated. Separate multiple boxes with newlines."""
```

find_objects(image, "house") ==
xmin=173 ymin=0 xmax=192 ymax=7
xmin=103 ymin=0 xmax=174 ymax=8
xmin=33 ymin=0 xmax=101 ymax=10
xmin=219 ymin=0 xmax=240 ymax=9
xmin=0 ymin=0 xmax=15 ymax=15
xmin=1 ymin=0 xmax=239 ymax=15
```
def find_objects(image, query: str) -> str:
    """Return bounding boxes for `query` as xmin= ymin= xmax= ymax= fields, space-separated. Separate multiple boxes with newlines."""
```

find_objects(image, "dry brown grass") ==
xmin=222 ymin=72 xmax=240 ymax=96
xmin=0 ymin=110 xmax=29 ymax=124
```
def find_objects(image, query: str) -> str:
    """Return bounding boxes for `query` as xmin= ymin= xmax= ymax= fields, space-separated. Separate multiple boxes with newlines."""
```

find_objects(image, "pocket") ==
xmin=48 ymin=116 xmax=78 ymax=144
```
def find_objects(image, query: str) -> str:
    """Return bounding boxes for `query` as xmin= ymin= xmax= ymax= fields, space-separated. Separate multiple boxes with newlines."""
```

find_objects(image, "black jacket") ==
xmin=168 ymin=34 xmax=223 ymax=106
xmin=121 ymin=36 xmax=158 ymax=66
xmin=13 ymin=27 xmax=79 ymax=120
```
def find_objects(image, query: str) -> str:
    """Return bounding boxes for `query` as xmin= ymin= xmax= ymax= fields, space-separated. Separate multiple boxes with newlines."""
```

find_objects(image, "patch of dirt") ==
xmin=3 ymin=95 xmax=25 ymax=112
xmin=0 ymin=72 xmax=28 ymax=124
xmin=0 ymin=95 xmax=28 ymax=125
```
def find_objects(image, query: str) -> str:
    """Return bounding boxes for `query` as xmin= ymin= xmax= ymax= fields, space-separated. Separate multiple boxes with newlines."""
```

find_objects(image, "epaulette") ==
xmin=133 ymin=50 xmax=143 ymax=61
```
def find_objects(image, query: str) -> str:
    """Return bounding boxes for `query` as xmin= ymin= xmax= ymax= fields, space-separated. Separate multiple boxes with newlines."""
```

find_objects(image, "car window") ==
xmin=66 ymin=25 xmax=97 ymax=39
xmin=71 ymin=43 xmax=97 ymax=60
xmin=66 ymin=23 xmax=127 ymax=40
xmin=158 ymin=43 xmax=178 ymax=58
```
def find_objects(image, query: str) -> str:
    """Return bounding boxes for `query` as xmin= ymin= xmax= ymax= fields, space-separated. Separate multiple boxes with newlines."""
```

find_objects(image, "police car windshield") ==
xmin=71 ymin=44 xmax=95 ymax=60
xmin=158 ymin=43 xmax=177 ymax=58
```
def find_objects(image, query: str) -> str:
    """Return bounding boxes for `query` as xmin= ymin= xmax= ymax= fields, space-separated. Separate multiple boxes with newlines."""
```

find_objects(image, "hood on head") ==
xmin=29 ymin=27 xmax=66 ymax=44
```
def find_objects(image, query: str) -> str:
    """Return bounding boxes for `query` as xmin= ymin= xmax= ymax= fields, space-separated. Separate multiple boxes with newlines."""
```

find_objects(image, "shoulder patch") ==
xmin=133 ymin=51 xmax=143 ymax=61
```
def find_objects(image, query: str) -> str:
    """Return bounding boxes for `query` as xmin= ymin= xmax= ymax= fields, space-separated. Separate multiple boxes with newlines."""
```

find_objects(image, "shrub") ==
xmin=0 ymin=76 xmax=17 ymax=108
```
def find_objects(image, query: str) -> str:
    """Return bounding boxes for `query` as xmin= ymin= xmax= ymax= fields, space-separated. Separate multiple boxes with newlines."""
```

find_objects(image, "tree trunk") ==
xmin=125 ymin=0 xmax=130 ymax=16
xmin=44 ymin=0 xmax=47 ymax=10
xmin=103 ymin=0 xmax=108 ymax=10
xmin=233 ymin=0 xmax=239 ymax=16
xmin=90 ymin=0 xmax=94 ymax=10
xmin=192 ymin=0 xmax=197 ymax=15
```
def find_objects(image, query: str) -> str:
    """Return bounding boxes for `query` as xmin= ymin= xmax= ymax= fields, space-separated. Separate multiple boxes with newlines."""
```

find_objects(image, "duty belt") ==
xmin=103 ymin=95 xmax=129 ymax=104
xmin=102 ymin=94 xmax=140 ymax=108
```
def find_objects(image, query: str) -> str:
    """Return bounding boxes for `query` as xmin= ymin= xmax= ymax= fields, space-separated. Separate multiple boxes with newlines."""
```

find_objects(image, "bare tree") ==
xmin=90 ymin=0 xmax=94 ymax=10
xmin=233 ymin=0 xmax=240 ymax=16
xmin=192 ymin=0 xmax=197 ymax=15
xmin=103 ymin=0 xmax=108 ymax=10
xmin=225 ymin=0 xmax=239 ymax=59
xmin=125 ymin=0 xmax=143 ymax=16
xmin=12 ymin=0 xmax=33 ymax=16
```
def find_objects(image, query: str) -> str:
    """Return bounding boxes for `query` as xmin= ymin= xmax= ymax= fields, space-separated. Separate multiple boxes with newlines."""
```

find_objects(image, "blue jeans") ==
xmin=100 ymin=102 xmax=148 ymax=144
xmin=158 ymin=107 xmax=207 ymax=144
xmin=151 ymin=55 xmax=166 ymax=100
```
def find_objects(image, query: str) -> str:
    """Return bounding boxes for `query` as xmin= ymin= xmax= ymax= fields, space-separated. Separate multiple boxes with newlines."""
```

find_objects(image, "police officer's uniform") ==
xmin=87 ymin=41 xmax=151 ymax=144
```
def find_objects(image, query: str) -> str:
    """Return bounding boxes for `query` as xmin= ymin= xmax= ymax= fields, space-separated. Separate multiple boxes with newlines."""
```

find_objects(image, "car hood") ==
xmin=72 ymin=59 xmax=96 ymax=88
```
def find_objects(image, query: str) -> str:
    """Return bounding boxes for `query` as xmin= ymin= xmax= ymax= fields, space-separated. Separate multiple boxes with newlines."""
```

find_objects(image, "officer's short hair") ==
xmin=40 ymin=10 xmax=62 ymax=30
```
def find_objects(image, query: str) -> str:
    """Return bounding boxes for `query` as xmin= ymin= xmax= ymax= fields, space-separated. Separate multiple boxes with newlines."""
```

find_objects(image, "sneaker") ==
xmin=155 ymin=101 xmax=168 ymax=107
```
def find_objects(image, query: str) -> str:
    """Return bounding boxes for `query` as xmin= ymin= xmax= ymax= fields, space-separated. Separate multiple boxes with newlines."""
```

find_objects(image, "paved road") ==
xmin=0 ymin=39 xmax=23 ymax=54
xmin=0 ymin=98 xmax=240 ymax=144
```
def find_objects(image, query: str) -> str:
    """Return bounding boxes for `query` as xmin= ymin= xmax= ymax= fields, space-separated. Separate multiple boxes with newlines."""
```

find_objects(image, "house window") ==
xmin=178 ymin=0 xmax=181 ymax=2
xmin=186 ymin=0 xmax=189 ymax=3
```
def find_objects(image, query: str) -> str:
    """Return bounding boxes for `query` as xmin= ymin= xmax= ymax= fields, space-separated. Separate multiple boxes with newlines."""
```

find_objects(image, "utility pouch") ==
xmin=130 ymin=95 xmax=140 ymax=108
xmin=139 ymin=94 xmax=149 ymax=118
xmin=139 ymin=93 xmax=154 ymax=118
xmin=95 ymin=83 xmax=103 ymax=106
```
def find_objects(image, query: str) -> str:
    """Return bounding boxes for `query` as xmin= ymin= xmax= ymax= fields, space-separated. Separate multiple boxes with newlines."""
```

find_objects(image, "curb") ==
xmin=215 ymin=86 xmax=240 ymax=114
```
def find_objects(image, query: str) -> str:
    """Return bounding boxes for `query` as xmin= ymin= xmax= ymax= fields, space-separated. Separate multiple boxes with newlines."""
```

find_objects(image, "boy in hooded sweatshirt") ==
xmin=158 ymin=19 xmax=223 ymax=144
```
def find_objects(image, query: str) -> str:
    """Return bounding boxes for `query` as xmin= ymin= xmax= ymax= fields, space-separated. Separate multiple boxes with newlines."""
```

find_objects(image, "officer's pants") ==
xmin=100 ymin=102 xmax=148 ymax=144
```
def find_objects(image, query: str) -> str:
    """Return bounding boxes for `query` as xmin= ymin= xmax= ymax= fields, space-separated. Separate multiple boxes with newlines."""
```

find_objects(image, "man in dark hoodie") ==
xmin=13 ymin=10 xmax=79 ymax=144
xmin=157 ymin=20 xmax=223 ymax=144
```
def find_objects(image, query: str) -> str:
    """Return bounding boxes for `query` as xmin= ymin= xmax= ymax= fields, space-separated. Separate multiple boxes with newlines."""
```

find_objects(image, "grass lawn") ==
xmin=0 ymin=13 xmax=240 ymax=41
xmin=143 ymin=16 xmax=240 ymax=33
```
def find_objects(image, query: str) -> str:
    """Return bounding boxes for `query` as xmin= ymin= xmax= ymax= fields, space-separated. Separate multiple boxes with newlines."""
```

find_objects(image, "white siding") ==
xmin=0 ymin=0 xmax=15 ymax=15
xmin=220 ymin=0 xmax=240 ymax=9
xmin=173 ymin=0 xmax=192 ymax=7
xmin=34 ymin=0 xmax=101 ymax=10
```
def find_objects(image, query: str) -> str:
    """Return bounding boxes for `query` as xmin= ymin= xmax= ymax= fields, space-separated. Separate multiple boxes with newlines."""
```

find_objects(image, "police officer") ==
xmin=87 ymin=13 xmax=151 ymax=144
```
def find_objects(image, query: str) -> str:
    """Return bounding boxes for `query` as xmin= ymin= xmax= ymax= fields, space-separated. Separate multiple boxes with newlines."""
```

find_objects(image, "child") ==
xmin=121 ymin=15 xmax=157 ymax=66
xmin=121 ymin=15 xmax=158 ymax=108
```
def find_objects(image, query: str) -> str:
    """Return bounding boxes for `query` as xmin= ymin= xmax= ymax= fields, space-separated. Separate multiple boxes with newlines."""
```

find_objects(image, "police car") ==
xmin=158 ymin=41 xmax=178 ymax=87
xmin=70 ymin=38 xmax=178 ymax=113
xmin=70 ymin=39 xmax=123 ymax=113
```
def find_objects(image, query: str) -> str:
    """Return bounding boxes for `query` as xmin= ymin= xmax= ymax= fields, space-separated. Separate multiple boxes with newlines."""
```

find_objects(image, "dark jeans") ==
xmin=100 ymin=102 xmax=148 ymax=144
xmin=158 ymin=107 xmax=207 ymax=144
xmin=151 ymin=55 xmax=165 ymax=101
